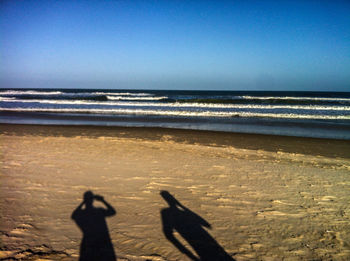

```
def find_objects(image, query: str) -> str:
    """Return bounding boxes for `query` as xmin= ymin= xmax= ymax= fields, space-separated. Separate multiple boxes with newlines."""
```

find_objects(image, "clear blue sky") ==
xmin=1 ymin=0 xmax=350 ymax=91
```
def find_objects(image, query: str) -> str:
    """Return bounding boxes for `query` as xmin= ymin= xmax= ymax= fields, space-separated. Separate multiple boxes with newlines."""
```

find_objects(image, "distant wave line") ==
xmin=106 ymin=95 xmax=167 ymax=100
xmin=93 ymin=92 xmax=152 ymax=96
xmin=240 ymin=96 xmax=350 ymax=102
xmin=0 ymin=90 xmax=155 ymax=97
xmin=0 ymin=90 xmax=63 ymax=95
xmin=1 ymin=90 xmax=350 ymax=102
xmin=1 ymin=97 xmax=350 ymax=111
xmin=1 ymin=107 xmax=349 ymax=120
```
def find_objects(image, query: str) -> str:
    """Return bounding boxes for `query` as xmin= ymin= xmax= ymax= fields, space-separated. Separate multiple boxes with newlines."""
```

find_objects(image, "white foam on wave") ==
xmin=0 ymin=97 xmax=16 ymax=101
xmin=1 ymin=107 xmax=349 ymax=120
xmin=0 ymin=90 xmax=63 ymax=95
xmin=240 ymin=95 xmax=350 ymax=102
xmin=106 ymin=95 xmax=167 ymax=100
xmin=0 ymin=90 xmax=155 ymax=97
xmin=93 ymin=92 xmax=153 ymax=96
xmin=1 ymin=97 xmax=350 ymax=111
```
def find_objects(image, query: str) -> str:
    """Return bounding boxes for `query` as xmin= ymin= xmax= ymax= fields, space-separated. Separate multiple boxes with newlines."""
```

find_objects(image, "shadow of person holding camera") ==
xmin=160 ymin=190 xmax=235 ymax=261
xmin=72 ymin=191 xmax=116 ymax=261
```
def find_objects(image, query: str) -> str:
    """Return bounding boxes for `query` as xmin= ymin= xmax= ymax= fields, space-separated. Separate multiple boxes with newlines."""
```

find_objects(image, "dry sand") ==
xmin=1 ymin=124 xmax=350 ymax=260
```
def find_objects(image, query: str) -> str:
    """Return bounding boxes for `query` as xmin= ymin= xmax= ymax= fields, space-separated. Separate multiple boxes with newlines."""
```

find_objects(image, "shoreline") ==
xmin=1 ymin=123 xmax=350 ymax=159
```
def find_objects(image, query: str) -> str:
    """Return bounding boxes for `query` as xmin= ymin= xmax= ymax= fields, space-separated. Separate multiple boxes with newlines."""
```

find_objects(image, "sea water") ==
xmin=0 ymin=89 xmax=349 ymax=139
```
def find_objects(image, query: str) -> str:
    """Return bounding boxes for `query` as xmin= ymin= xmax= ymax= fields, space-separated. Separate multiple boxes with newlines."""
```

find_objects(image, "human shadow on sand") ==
xmin=160 ymin=190 xmax=235 ymax=261
xmin=72 ymin=191 xmax=116 ymax=261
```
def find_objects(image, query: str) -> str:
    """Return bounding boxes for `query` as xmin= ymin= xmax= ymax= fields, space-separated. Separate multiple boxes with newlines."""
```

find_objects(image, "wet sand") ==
xmin=1 ymin=124 xmax=350 ymax=260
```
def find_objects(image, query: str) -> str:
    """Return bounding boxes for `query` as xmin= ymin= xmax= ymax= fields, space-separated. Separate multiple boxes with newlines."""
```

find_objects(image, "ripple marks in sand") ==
xmin=256 ymin=210 xmax=306 ymax=219
xmin=0 ymin=245 xmax=70 ymax=260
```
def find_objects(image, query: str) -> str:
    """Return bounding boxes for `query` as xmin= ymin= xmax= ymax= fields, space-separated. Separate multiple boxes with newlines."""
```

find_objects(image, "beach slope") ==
xmin=1 ymin=124 xmax=350 ymax=260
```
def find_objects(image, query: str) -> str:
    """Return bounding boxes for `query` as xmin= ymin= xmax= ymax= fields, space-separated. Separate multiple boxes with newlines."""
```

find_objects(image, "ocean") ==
xmin=1 ymin=89 xmax=350 ymax=140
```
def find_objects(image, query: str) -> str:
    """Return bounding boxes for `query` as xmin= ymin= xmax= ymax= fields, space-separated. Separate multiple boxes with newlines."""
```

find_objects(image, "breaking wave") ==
xmin=1 ymin=97 xmax=350 ymax=111
xmin=240 ymin=96 xmax=350 ymax=102
xmin=93 ymin=92 xmax=153 ymax=96
xmin=1 ymin=107 xmax=349 ymax=120
xmin=106 ymin=95 xmax=168 ymax=101
xmin=0 ymin=90 xmax=63 ymax=95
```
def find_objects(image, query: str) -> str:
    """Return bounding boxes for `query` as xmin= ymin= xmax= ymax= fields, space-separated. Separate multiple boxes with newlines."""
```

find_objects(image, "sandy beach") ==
xmin=1 ymin=124 xmax=350 ymax=260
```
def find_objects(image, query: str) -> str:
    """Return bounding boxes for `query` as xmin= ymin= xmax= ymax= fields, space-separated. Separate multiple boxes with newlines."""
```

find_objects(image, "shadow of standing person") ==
xmin=72 ymin=191 xmax=116 ymax=261
xmin=160 ymin=191 xmax=235 ymax=261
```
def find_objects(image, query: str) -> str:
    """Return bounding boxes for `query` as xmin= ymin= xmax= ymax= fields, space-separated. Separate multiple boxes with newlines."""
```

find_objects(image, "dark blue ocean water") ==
xmin=1 ymin=89 xmax=350 ymax=139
